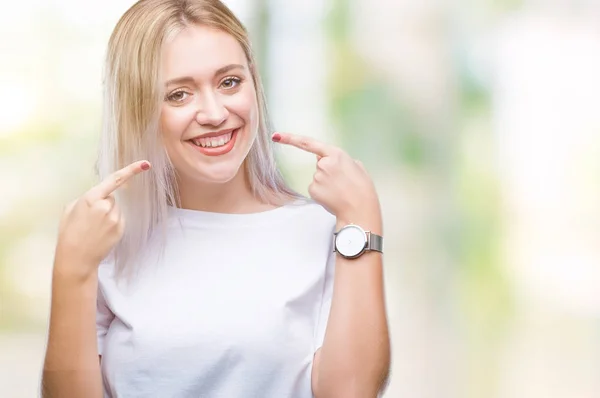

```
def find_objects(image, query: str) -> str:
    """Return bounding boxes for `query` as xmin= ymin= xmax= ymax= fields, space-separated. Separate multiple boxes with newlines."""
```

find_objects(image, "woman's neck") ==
xmin=176 ymin=164 xmax=277 ymax=214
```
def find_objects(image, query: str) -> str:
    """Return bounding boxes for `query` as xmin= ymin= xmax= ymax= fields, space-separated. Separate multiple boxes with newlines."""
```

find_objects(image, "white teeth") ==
xmin=192 ymin=132 xmax=233 ymax=148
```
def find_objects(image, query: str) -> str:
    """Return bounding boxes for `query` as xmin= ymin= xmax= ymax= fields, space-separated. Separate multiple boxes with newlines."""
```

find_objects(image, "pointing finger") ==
xmin=86 ymin=160 xmax=151 ymax=202
xmin=272 ymin=132 xmax=333 ymax=158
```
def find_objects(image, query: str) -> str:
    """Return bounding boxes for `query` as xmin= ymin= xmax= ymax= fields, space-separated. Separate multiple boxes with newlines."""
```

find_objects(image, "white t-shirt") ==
xmin=96 ymin=199 xmax=336 ymax=398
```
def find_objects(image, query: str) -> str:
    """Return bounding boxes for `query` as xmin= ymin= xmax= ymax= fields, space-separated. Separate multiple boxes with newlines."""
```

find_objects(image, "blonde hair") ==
xmin=97 ymin=0 xmax=301 ymax=279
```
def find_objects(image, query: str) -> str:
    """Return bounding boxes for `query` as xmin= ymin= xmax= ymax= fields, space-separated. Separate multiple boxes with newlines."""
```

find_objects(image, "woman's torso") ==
xmin=97 ymin=201 xmax=336 ymax=398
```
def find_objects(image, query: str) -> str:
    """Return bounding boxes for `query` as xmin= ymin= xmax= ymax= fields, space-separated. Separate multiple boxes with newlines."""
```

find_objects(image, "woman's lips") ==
xmin=187 ymin=128 xmax=239 ymax=157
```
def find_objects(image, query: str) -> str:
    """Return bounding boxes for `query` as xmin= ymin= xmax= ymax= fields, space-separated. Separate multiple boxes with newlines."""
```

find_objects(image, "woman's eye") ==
xmin=220 ymin=77 xmax=241 ymax=89
xmin=166 ymin=91 xmax=189 ymax=102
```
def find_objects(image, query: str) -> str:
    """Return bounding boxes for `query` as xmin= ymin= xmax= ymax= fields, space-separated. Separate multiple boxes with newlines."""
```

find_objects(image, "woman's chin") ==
xmin=185 ymin=162 xmax=244 ymax=185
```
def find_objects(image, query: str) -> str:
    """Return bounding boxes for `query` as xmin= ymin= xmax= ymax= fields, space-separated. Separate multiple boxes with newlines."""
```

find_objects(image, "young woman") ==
xmin=42 ymin=0 xmax=390 ymax=397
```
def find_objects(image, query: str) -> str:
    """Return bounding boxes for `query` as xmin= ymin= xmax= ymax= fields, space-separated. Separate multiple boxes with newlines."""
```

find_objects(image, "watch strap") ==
xmin=367 ymin=232 xmax=384 ymax=253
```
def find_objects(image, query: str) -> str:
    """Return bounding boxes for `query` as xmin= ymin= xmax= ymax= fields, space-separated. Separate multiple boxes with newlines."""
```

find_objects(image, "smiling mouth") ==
xmin=186 ymin=128 xmax=240 ymax=157
xmin=189 ymin=130 xmax=236 ymax=148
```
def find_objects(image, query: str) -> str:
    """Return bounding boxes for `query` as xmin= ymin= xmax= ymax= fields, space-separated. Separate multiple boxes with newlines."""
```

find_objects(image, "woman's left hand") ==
xmin=272 ymin=132 xmax=382 ymax=228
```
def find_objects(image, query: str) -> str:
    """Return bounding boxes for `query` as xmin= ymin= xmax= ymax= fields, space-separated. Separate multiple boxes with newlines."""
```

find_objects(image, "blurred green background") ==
xmin=2 ymin=0 xmax=600 ymax=397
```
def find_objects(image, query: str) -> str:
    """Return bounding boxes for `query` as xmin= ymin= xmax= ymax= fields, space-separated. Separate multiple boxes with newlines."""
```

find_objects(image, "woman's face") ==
xmin=160 ymin=24 xmax=259 ymax=185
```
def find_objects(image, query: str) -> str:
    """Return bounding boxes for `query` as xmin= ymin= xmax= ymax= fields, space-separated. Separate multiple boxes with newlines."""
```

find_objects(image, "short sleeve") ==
xmin=96 ymin=282 xmax=115 ymax=356
xmin=314 ymin=248 xmax=336 ymax=349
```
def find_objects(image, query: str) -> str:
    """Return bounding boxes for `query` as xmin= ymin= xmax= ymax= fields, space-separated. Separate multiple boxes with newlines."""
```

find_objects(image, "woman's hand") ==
xmin=54 ymin=160 xmax=151 ymax=280
xmin=272 ymin=132 xmax=381 ymax=229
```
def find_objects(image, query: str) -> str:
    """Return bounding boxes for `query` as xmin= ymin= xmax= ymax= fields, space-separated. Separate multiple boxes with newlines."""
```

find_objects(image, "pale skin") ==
xmin=160 ymin=25 xmax=266 ymax=213
xmin=41 ymin=134 xmax=390 ymax=397
xmin=273 ymin=132 xmax=391 ymax=397
xmin=42 ymin=161 xmax=151 ymax=398
xmin=42 ymin=23 xmax=389 ymax=398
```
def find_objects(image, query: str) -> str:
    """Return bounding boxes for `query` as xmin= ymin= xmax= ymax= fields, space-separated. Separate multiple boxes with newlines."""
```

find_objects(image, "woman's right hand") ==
xmin=53 ymin=160 xmax=151 ymax=281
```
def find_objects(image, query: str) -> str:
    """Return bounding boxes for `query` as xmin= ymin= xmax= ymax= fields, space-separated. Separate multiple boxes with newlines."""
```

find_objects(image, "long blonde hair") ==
xmin=97 ymin=0 xmax=301 ymax=279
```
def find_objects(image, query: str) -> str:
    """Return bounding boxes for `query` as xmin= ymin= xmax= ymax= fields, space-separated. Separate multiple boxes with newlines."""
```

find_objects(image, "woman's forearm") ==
xmin=41 ymin=262 xmax=103 ymax=398
xmin=316 ymin=212 xmax=391 ymax=397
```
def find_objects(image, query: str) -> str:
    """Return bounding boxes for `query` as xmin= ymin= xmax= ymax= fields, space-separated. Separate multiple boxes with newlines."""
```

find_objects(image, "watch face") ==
xmin=335 ymin=225 xmax=367 ymax=258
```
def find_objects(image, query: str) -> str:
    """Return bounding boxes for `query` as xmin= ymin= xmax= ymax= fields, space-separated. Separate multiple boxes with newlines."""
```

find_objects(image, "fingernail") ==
xmin=272 ymin=133 xmax=281 ymax=142
xmin=141 ymin=162 xmax=151 ymax=171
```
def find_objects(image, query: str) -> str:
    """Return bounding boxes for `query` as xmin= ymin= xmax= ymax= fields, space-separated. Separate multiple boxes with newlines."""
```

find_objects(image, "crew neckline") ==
xmin=167 ymin=198 xmax=310 ymax=227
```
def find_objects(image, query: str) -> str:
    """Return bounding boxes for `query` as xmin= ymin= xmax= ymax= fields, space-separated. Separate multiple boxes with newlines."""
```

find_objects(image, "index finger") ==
xmin=86 ymin=160 xmax=151 ymax=202
xmin=272 ymin=132 xmax=333 ymax=157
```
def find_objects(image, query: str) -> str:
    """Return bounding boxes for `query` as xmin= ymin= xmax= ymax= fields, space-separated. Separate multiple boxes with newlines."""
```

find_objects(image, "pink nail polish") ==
xmin=141 ymin=162 xmax=150 ymax=171
xmin=272 ymin=133 xmax=281 ymax=142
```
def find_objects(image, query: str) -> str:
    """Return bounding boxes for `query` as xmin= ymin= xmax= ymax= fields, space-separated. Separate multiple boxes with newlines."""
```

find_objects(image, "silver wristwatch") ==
xmin=334 ymin=224 xmax=384 ymax=259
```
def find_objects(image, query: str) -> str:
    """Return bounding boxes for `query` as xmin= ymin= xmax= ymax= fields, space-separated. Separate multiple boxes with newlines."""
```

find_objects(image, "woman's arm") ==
xmin=312 ymin=211 xmax=390 ymax=398
xmin=42 ymin=160 xmax=150 ymax=398
xmin=41 ymin=264 xmax=103 ymax=398
xmin=272 ymin=132 xmax=391 ymax=397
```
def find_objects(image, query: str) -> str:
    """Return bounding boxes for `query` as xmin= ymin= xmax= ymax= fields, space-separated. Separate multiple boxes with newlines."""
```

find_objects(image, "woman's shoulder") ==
xmin=287 ymin=196 xmax=333 ymax=215
xmin=284 ymin=197 xmax=336 ymax=231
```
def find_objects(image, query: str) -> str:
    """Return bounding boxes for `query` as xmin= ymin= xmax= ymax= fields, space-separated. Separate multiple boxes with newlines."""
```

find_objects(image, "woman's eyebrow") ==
xmin=214 ymin=63 xmax=245 ymax=76
xmin=164 ymin=64 xmax=246 ymax=87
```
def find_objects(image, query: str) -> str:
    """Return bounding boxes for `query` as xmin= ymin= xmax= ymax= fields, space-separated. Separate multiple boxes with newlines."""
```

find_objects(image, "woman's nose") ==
xmin=194 ymin=91 xmax=229 ymax=127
